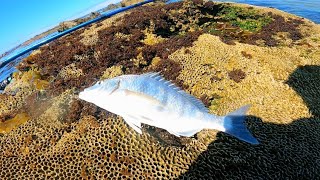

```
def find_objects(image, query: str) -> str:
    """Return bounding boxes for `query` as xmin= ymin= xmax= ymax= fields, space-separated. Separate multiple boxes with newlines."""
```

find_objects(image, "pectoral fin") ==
xmin=168 ymin=130 xmax=181 ymax=137
xmin=175 ymin=129 xmax=202 ymax=137
xmin=123 ymin=116 xmax=142 ymax=134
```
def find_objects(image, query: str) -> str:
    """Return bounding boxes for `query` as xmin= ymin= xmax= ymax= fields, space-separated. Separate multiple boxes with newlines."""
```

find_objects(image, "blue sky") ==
xmin=0 ymin=0 xmax=120 ymax=55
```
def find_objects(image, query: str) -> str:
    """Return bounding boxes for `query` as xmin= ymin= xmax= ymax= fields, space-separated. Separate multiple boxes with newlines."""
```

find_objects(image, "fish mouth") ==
xmin=74 ymin=89 xmax=81 ymax=94
xmin=78 ymin=91 xmax=86 ymax=100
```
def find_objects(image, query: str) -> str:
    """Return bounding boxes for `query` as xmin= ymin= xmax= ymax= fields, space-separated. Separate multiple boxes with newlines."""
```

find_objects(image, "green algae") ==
xmin=217 ymin=6 xmax=272 ymax=32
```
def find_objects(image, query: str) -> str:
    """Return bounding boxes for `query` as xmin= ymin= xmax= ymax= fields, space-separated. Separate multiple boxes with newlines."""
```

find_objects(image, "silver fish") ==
xmin=79 ymin=72 xmax=259 ymax=144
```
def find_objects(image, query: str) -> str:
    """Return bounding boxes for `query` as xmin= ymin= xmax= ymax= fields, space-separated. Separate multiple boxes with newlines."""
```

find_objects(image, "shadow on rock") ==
xmin=286 ymin=65 xmax=320 ymax=117
xmin=179 ymin=65 xmax=320 ymax=179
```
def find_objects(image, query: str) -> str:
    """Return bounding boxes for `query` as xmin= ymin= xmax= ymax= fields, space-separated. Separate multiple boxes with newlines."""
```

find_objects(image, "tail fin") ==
xmin=222 ymin=105 xmax=259 ymax=144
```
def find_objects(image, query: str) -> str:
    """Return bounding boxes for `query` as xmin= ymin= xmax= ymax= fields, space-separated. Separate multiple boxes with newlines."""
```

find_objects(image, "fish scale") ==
xmin=121 ymin=73 xmax=196 ymax=116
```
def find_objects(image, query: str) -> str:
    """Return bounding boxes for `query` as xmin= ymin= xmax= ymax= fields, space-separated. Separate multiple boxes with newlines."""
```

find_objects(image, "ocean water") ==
xmin=0 ymin=32 xmax=59 ymax=85
xmin=215 ymin=0 xmax=320 ymax=23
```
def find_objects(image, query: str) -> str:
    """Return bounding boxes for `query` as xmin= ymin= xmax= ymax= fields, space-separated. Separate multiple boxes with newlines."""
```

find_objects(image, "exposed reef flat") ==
xmin=1 ymin=0 xmax=320 ymax=179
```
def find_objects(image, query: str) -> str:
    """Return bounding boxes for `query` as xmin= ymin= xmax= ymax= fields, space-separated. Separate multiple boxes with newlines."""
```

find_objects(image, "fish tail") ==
xmin=207 ymin=105 xmax=259 ymax=144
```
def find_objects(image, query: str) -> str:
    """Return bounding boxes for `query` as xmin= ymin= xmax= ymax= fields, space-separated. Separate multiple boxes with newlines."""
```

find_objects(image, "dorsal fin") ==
xmin=179 ymin=90 xmax=209 ymax=113
xmin=142 ymin=72 xmax=209 ymax=113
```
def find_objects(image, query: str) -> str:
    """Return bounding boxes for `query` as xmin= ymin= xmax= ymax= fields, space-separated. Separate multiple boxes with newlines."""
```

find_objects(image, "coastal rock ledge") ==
xmin=1 ymin=0 xmax=320 ymax=179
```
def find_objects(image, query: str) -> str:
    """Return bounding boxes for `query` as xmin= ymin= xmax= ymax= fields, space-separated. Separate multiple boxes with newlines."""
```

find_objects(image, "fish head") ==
xmin=79 ymin=77 xmax=121 ymax=104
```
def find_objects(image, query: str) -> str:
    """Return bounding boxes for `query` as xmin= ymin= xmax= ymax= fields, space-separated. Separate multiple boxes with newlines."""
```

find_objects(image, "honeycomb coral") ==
xmin=1 ymin=0 xmax=320 ymax=179
xmin=169 ymin=34 xmax=311 ymax=124
xmin=0 ymin=94 xmax=204 ymax=179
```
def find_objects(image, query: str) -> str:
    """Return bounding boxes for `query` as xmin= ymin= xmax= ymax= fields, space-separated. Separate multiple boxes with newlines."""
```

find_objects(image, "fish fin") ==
xmin=168 ymin=130 xmax=181 ymax=137
xmin=139 ymin=115 xmax=154 ymax=123
xmin=221 ymin=105 xmax=259 ymax=144
xmin=143 ymin=72 xmax=209 ymax=113
xmin=175 ymin=129 xmax=202 ymax=137
xmin=178 ymin=90 xmax=209 ymax=113
xmin=122 ymin=116 xmax=142 ymax=134
xmin=143 ymin=72 xmax=161 ymax=78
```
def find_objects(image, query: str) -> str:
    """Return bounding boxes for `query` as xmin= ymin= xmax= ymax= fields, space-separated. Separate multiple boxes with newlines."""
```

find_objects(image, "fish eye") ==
xmin=96 ymin=80 xmax=104 ymax=85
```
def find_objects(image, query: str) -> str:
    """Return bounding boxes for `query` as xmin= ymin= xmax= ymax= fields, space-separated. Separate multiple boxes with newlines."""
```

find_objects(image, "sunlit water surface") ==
xmin=215 ymin=0 xmax=320 ymax=23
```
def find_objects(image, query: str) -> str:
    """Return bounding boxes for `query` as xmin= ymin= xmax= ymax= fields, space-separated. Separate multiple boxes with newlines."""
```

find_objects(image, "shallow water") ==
xmin=215 ymin=0 xmax=320 ymax=23
xmin=0 ymin=32 xmax=58 ymax=86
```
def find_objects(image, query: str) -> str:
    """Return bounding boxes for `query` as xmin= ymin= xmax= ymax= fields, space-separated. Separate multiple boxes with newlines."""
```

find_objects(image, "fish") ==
xmin=79 ymin=72 xmax=259 ymax=144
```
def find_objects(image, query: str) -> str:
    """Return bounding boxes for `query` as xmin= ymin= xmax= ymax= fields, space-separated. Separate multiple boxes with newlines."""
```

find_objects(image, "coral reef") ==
xmin=169 ymin=34 xmax=311 ymax=123
xmin=1 ymin=0 xmax=320 ymax=179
